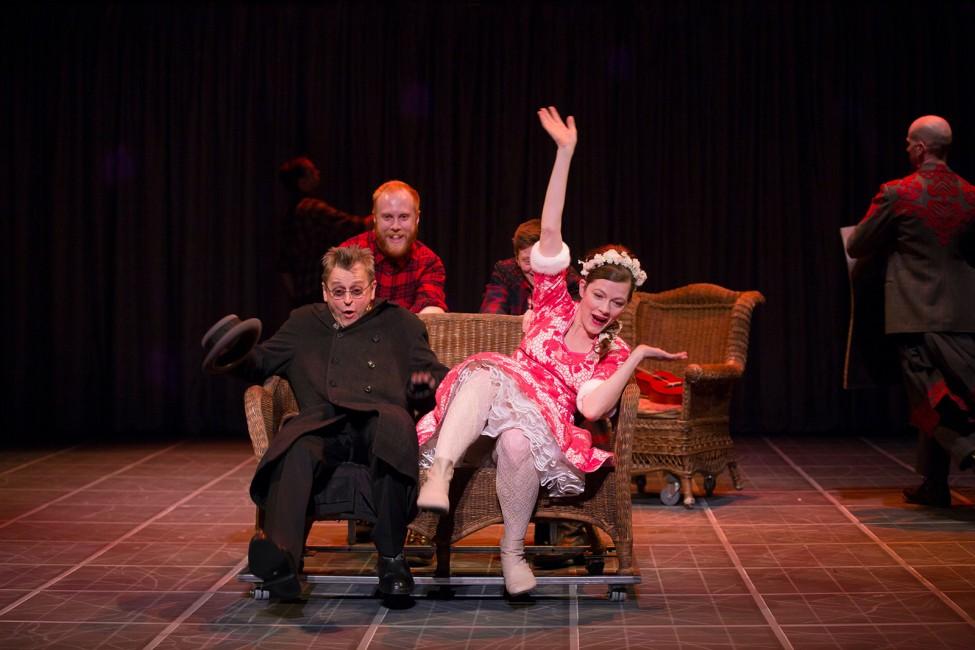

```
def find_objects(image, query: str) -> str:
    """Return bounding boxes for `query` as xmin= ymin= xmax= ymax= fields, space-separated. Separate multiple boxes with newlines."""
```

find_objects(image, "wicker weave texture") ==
xmin=243 ymin=375 xmax=299 ymax=461
xmin=417 ymin=312 xmax=524 ymax=366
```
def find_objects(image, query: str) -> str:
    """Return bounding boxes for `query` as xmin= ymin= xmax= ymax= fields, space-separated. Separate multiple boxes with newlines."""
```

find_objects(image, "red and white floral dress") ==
xmin=416 ymin=243 xmax=630 ymax=496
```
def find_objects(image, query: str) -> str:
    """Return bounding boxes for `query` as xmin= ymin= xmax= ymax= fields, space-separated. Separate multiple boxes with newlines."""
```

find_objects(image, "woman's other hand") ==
xmin=634 ymin=344 xmax=688 ymax=362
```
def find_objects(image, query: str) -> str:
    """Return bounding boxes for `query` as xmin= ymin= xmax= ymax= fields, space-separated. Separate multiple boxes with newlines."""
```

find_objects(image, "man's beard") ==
xmin=377 ymin=229 xmax=417 ymax=259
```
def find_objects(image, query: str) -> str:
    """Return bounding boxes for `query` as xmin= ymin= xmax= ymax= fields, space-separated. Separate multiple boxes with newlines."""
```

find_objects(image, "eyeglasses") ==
xmin=324 ymin=285 xmax=372 ymax=300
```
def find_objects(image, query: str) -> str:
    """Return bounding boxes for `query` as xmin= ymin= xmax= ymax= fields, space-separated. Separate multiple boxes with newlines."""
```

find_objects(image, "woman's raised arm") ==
xmin=536 ymin=106 xmax=577 ymax=258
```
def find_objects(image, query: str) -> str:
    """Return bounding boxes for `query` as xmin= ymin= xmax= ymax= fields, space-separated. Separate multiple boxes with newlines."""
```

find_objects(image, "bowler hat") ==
xmin=201 ymin=314 xmax=262 ymax=374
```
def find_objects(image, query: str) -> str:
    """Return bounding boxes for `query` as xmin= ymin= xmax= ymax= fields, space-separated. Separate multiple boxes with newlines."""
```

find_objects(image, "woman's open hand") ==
xmin=537 ymin=106 xmax=577 ymax=150
xmin=634 ymin=344 xmax=688 ymax=362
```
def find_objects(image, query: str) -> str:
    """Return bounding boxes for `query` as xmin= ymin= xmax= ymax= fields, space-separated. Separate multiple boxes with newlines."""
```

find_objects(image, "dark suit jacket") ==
xmin=236 ymin=300 xmax=448 ymax=508
xmin=847 ymin=162 xmax=975 ymax=334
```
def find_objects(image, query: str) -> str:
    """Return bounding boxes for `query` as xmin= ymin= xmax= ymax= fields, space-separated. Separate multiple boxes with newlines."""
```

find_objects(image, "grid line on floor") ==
xmin=763 ymin=436 xmax=975 ymax=630
xmin=0 ymin=454 xmax=253 ymax=619
xmin=0 ymin=443 xmax=184 ymax=530
xmin=141 ymin=557 xmax=249 ymax=650
xmin=700 ymin=499 xmax=794 ymax=650
xmin=0 ymin=446 xmax=80 ymax=478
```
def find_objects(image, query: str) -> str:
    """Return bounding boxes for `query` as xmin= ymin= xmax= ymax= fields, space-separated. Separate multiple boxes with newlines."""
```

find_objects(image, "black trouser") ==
xmin=897 ymin=333 xmax=975 ymax=482
xmin=915 ymin=402 xmax=975 ymax=482
xmin=262 ymin=431 xmax=416 ymax=565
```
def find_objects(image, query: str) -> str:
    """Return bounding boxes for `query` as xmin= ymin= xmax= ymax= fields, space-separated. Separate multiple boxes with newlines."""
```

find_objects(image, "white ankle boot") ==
xmin=417 ymin=458 xmax=454 ymax=514
xmin=500 ymin=536 xmax=536 ymax=595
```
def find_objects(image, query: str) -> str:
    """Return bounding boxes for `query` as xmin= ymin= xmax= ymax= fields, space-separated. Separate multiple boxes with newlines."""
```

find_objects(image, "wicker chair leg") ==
xmin=614 ymin=539 xmax=633 ymax=575
xmin=433 ymin=540 xmax=452 ymax=578
xmin=728 ymin=462 xmax=744 ymax=490
xmin=434 ymin=514 xmax=455 ymax=578
xmin=254 ymin=508 xmax=265 ymax=533
xmin=680 ymin=475 xmax=696 ymax=508
xmin=633 ymin=474 xmax=647 ymax=493
xmin=584 ymin=523 xmax=603 ymax=553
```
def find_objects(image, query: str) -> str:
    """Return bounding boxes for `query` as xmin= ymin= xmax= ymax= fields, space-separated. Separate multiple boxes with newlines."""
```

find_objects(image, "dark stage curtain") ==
xmin=4 ymin=1 xmax=974 ymax=440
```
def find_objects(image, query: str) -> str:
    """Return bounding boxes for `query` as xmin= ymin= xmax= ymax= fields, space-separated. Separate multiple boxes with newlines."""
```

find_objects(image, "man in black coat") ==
xmin=848 ymin=115 xmax=975 ymax=507
xmin=236 ymin=245 xmax=447 ymax=598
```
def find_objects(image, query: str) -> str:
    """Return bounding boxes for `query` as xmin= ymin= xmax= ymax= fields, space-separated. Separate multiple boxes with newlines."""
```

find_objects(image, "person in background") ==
xmin=847 ymin=115 xmax=975 ymax=507
xmin=276 ymin=156 xmax=371 ymax=308
xmin=340 ymin=180 xmax=447 ymax=313
xmin=480 ymin=218 xmax=581 ymax=315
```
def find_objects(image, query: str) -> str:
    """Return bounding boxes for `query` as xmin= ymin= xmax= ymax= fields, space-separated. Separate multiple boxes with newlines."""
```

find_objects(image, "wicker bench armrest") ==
xmin=609 ymin=382 xmax=640 ymax=476
xmin=244 ymin=384 xmax=272 ymax=461
xmin=243 ymin=376 xmax=298 ymax=461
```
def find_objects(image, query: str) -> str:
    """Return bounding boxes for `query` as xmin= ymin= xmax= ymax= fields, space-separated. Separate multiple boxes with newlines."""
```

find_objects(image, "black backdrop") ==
xmin=4 ymin=1 xmax=974 ymax=441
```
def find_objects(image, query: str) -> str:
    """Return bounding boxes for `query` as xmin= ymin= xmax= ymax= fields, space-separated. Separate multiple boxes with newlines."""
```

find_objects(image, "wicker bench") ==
xmin=243 ymin=312 xmax=640 ymax=593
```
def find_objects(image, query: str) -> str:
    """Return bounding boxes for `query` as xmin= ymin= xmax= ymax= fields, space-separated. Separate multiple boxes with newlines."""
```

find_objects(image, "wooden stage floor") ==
xmin=0 ymin=434 xmax=973 ymax=649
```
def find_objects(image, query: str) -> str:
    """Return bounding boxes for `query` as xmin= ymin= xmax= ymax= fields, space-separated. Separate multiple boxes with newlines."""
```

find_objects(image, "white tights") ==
xmin=495 ymin=428 xmax=540 ymax=550
xmin=433 ymin=368 xmax=540 ymax=549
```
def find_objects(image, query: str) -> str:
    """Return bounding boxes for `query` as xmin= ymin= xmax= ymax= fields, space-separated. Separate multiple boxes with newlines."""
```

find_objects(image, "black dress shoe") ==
xmin=903 ymin=480 xmax=951 ymax=507
xmin=249 ymin=534 xmax=303 ymax=600
xmin=377 ymin=553 xmax=415 ymax=596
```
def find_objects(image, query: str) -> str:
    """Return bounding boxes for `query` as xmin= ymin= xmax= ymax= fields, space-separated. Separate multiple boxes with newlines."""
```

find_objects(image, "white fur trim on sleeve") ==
xmin=530 ymin=241 xmax=571 ymax=275
xmin=576 ymin=379 xmax=603 ymax=413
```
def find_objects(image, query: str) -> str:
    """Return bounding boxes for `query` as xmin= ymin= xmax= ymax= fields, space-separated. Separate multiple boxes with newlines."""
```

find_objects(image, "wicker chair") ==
xmin=629 ymin=284 xmax=764 ymax=507
xmin=242 ymin=312 xmax=640 ymax=582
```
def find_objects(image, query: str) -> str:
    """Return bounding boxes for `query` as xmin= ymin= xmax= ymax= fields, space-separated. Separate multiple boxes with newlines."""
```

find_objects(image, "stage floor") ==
xmin=0 ymin=434 xmax=973 ymax=649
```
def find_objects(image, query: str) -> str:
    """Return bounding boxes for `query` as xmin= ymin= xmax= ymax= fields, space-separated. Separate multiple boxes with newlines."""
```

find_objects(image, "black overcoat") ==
xmin=236 ymin=300 xmax=448 ymax=508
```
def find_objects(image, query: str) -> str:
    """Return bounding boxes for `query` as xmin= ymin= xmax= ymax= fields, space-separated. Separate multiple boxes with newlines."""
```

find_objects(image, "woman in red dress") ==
xmin=416 ymin=107 xmax=686 ymax=595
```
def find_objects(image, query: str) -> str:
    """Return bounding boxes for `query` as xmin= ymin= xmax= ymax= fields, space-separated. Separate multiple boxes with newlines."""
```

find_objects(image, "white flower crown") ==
xmin=578 ymin=249 xmax=647 ymax=287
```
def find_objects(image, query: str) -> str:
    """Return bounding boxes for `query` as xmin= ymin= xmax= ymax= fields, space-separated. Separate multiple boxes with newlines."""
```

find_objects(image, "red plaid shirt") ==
xmin=341 ymin=230 xmax=447 ymax=312
xmin=479 ymin=257 xmax=581 ymax=315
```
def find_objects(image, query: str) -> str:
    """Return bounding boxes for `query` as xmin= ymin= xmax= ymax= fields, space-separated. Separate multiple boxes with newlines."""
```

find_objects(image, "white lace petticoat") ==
xmin=419 ymin=360 xmax=585 ymax=497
